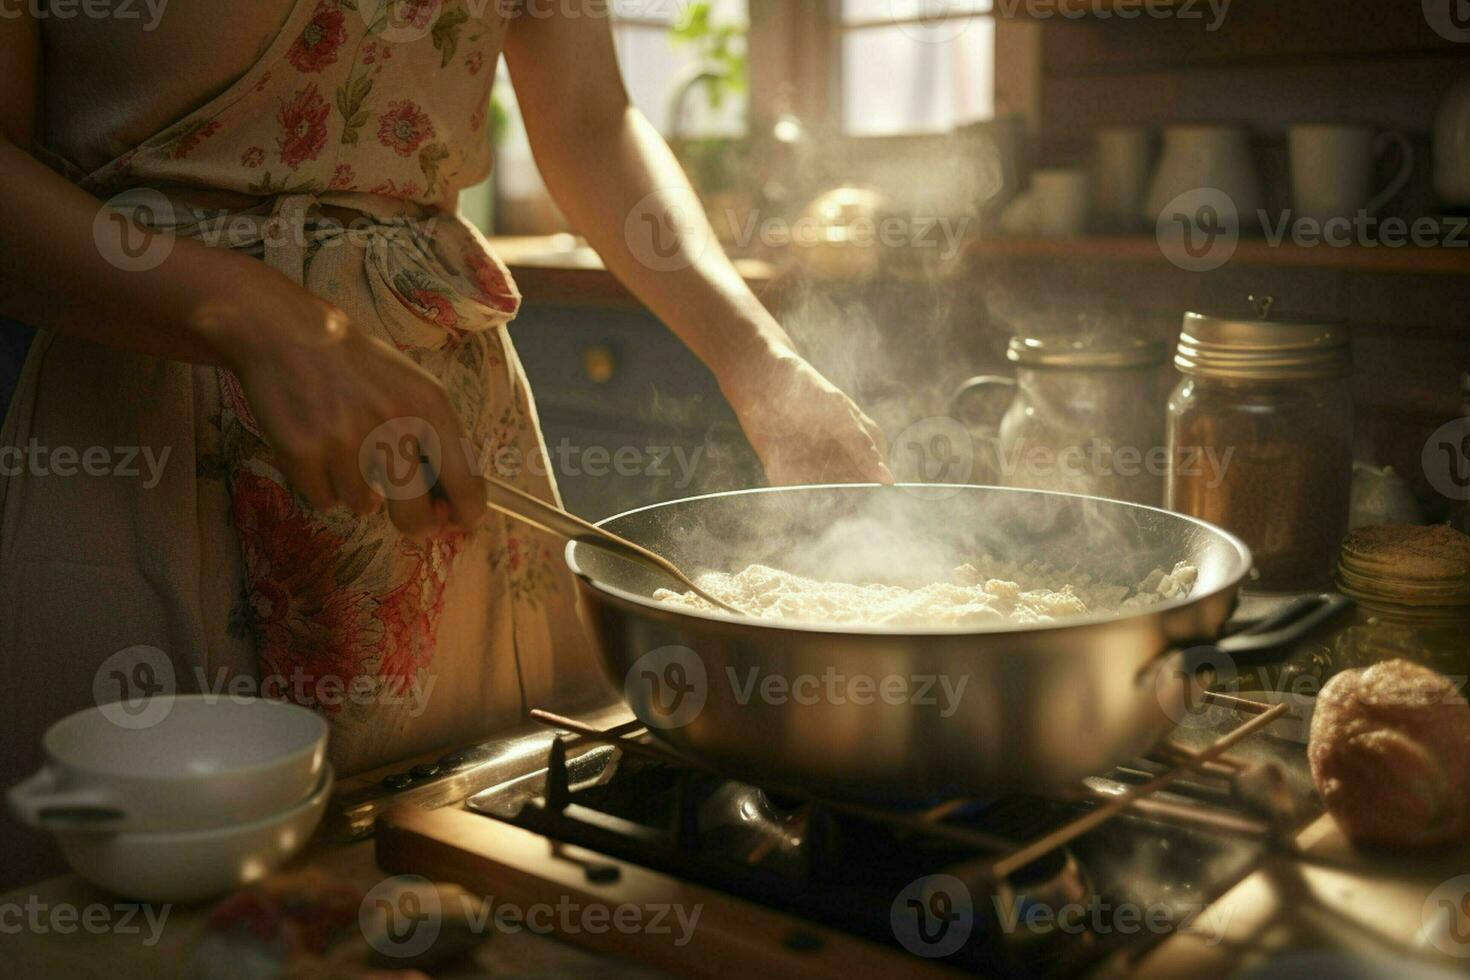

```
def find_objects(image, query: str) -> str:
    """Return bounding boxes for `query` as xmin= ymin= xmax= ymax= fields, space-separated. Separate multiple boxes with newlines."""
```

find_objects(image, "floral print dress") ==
xmin=0 ymin=0 xmax=606 ymax=775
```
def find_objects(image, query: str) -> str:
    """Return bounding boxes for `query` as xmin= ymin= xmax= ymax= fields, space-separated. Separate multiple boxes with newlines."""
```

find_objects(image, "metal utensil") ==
xmin=565 ymin=484 xmax=1352 ymax=799
xmin=481 ymin=475 xmax=743 ymax=616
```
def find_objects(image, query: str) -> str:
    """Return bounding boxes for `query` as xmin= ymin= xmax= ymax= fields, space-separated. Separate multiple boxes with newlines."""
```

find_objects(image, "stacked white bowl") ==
xmin=8 ymin=696 xmax=330 ymax=903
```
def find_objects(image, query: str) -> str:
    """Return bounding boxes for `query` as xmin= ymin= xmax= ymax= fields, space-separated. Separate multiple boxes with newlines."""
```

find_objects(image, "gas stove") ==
xmin=360 ymin=692 xmax=1341 ymax=978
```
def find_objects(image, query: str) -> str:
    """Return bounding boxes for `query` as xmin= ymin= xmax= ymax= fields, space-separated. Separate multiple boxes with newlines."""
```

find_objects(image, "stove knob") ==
xmin=410 ymin=763 xmax=441 ymax=779
xmin=380 ymin=773 xmax=414 ymax=791
xmin=783 ymin=929 xmax=824 ymax=953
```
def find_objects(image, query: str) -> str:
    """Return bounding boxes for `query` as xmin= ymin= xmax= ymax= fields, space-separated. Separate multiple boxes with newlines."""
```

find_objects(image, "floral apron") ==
xmin=0 ymin=0 xmax=604 ymax=776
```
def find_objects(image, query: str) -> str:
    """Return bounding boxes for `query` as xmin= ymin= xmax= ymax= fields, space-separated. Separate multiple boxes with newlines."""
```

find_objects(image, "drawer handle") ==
xmin=583 ymin=345 xmax=616 ymax=384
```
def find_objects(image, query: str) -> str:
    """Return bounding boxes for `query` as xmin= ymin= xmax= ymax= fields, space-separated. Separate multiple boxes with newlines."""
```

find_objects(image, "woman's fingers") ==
xmin=384 ymin=460 xmax=439 ymax=539
xmin=329 ymin=444 xmax=381 ymax=515
xmin=421 ymin=397 xmax=487 ymax=531
xmin=277 ymin=450 xmax=338 ymax=513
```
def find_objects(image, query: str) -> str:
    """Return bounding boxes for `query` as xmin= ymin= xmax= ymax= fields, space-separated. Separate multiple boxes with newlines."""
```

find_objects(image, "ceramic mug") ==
xmin=1289 ymin=123 xmax=1413 ymax=225
xmin=1145 ymin=124 xmax=1263 ymax=230
xmin=1093 ymin=127 xmax=1156 ymax=233
xmin=1031 ymin=168 xmax=1090 ymax=238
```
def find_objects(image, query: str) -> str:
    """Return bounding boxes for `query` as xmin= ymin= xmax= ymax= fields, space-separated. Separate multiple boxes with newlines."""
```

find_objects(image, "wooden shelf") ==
xmin=965 ymin=236 xmax=1470 ymax=276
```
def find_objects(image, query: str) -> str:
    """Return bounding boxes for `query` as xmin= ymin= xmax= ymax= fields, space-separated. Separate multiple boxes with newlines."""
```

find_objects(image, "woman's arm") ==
xmin=0 ymin=14 xmax=484 ymax=534
xmin=503 ymin=2 xmax=891 ymax=485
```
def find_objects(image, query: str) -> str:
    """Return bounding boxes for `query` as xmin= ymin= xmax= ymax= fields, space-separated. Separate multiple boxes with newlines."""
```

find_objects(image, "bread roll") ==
xmin=1308 ymin=659 xmax=1470 ymax=848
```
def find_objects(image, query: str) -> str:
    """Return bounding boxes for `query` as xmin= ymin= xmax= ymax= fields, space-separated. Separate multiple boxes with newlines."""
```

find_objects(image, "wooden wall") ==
xmin=1000 ymin=0 xmax=1470 ymax=514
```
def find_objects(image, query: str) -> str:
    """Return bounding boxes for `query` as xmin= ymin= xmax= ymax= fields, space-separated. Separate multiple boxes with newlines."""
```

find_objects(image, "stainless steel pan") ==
xmin=565 ymin=484 xmax=1346 ymax=799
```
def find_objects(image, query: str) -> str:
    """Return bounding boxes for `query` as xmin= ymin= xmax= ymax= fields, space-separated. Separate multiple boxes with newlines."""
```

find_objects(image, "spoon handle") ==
xmin=480 ymin=476 xmax=740 ymax=615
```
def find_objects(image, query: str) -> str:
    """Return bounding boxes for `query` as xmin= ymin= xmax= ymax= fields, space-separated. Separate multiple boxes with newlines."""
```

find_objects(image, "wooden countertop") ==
xmin=489 ymin=235 xmax=777 ymax=308
xmin=5 ymin=809 xmax=1466 ymax=977
xmin=488 ymin=233 xmax=1470 ymax=311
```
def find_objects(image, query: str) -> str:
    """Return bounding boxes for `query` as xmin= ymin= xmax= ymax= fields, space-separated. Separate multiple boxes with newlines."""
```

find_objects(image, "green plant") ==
xmin=671 ymin=1 xmax=747 ymax=112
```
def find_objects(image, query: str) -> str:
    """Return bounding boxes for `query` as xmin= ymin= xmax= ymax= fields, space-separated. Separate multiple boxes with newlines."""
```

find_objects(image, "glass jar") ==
xmin=1331 ymin=523 xmax=1470 ymax=679
xmin=1166 ymin=309 xmax=1354 ymax=591
xmin=955 ymin=333 xmax=1167 ymax=505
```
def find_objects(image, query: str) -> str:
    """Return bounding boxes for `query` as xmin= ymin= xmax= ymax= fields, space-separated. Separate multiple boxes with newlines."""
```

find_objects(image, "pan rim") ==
xmin=564 ymin=483 xmax=1253 ymax=639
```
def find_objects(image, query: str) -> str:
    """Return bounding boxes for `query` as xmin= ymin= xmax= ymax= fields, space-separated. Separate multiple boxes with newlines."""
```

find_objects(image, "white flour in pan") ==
xmin=654 ymin=560 xmax=1198 ymax=627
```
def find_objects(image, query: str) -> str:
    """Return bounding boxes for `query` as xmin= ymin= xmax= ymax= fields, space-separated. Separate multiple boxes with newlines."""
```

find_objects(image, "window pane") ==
xmin=613 ymin=24 xmax=747 ymax=137
xmin=842 ymin=20 xmax=994 ymax=135
xmin=842 ymin=0 xmax=991 ymax=24
xmin=612 ymin=0 xmax=747 ymax=25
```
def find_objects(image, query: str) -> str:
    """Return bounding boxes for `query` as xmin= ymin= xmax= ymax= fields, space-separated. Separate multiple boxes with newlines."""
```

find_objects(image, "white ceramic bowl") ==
xmin=9 ymin=696 xmax=327 ymax=833
xmin=53 ymin=765 xmax=333 ymax=903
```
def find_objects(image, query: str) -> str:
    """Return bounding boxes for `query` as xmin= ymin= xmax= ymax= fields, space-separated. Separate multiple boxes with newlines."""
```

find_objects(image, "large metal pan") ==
xmin=565 ymin=484 xmax=1345 ymax=799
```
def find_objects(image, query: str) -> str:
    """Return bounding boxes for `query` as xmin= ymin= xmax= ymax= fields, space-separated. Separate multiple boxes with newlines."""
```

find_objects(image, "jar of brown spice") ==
xmin=1165 ymin=305 xmax=1354 ymax=591
xmin=1332 ymin=523 xmax=1470 ymax=679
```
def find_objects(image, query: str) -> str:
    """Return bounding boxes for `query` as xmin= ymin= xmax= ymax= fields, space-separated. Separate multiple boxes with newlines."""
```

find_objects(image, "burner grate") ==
xmin=457 ymin=693 xmax=1310 ymax=976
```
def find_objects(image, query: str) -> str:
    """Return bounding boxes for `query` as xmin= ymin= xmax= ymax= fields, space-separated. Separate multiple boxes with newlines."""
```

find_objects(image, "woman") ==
xmin=0 ymin=0 xmax=888 ymax=860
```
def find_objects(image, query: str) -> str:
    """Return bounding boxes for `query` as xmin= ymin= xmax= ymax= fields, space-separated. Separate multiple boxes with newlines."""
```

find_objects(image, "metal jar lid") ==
xmin=1174 ymin=310 xmax=1351 ymax=381
xmin=1007 ymin=333 xmax=1166 ymax=370
xmin=1336 ymin=524 xmax=1470 ymax=611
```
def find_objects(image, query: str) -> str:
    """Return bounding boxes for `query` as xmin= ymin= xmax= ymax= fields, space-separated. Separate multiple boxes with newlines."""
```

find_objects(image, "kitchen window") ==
xmin=611 ymin=0 xmax=749 ymax=137
xmin=839 ymin=0 xmax=996 ymax=136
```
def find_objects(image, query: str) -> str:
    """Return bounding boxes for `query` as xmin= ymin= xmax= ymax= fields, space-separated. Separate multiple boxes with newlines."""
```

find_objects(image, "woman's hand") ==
xmin=203 ymin=288 xmax=486 ymax=537
xmin=720 ymin=346 xmax=893 ymax=486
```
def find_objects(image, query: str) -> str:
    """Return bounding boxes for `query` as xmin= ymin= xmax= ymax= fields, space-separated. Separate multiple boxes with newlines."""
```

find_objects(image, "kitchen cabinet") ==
xmin=509 ymin=304 xmax=761 ymax=521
